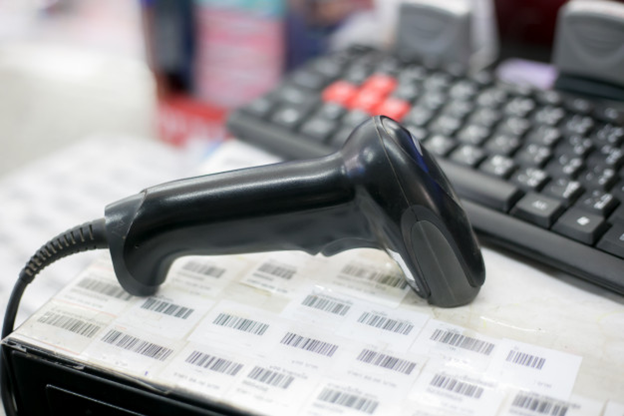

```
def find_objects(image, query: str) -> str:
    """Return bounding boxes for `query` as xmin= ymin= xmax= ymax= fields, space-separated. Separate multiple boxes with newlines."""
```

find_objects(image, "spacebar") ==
xmin=437 ymin=159 xmax=524 ymax=212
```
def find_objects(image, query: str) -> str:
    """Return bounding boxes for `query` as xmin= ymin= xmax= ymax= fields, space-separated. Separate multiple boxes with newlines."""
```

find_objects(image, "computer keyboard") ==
xmin=227 ymin=45 xmax=624 ymax=296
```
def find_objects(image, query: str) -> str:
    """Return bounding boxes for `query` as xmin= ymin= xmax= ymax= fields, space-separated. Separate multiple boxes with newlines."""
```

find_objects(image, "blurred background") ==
xmin=0 ymin=0 xmax=582 ymax=179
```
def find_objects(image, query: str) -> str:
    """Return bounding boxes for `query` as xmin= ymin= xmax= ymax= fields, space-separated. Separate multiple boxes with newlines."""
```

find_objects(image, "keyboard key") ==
xmin=556 ymin=135 xmax=594 ymax=158
xmin=423 ymin=134 xmax=456 ymax=157
xmin=449 ymin=145 xmax=486 ymax=167
xmin=504 ymin=97 xmax=536 ymax=118
xmin=242 ymin=96 xmax=274 ymax=118
xmin=315 ymin=102 xmax=347 ymax=121
xmin=597 ymin=224 xmax=624 ymax=259
xmin=348 ymin=88 xmax=385 ymax=113
xmin=577 ymin=190 xmax=619 ymax=217
xmin=479 ymin=155 xmax=516 ymax=178
xmin=374 ymin=97 xmax=411 ymax=121
xmin=546 ymin=154 xmax=585 ymax=178
xmin=441 ymin=100 xmax=474 ymax=119
xmin=562 ymin=115 xmax=594 ymax=136
xmin=476 ymin=87 xmax=508 ymax=107
xmin=448 ymin=80 xmax=478 ymax=100
xmin=428 ymin=115 xmax=462 ymax=136
xmin=552 ymin=208 xmax=609 ymax=244
xmin=579 ymin=165 xmax=618 ymax=191
xmin=300 ymin=118 xmax=338 ymax=143
xmin=361 ymin=73 xmax=397 ymax=96
xmin=290 ymin=68 xmax=329 ymax=90
xmin=404 ymin=106 xmax=434 ymax=127
xmin=532 ymin=106 xmax=566 ymax=126
xmin=511 ymin=193 xmax=564 ymax=228
xmin=438 ymin=159 xmax=524 ymax=211
xmin=497 ymin=117 xmax=531 ymax=137
xmin=564 ymin=97 xmax=594 ymax=115
xmin=417 ymin=91 xmax=447 ymax=111
xmin=391 ymin=83 xmax=421 ymax=102
xmin=342 ymin=109 xmax=370 ymax=128
xmin=543 ymin=178 xmax=584 ymax=207
xmin=484 ymin=134 xmax=521 ymax=156
xmin=322 ymin=81 xmax=358 ymax=106
xmin=535 ymin=90 xmax=562 ymax=106
xmin=468 ymin=107 xmax=502 ymax=127
xmin=511 ymin=167 xmax=550 ymax=192
xmin=593 ymin=124 xmax=624 ymax=147
xmin=526 ymin=126 xmax=562 ymax=147
xmin=271 ymin=106 xmax=309 ymax=129
xmin=457 ymin=124 xmax=490 ymax=146
xmin=594 ymin=105 xmax=624 ymax=124
xmin=514 ymin=144 xmax=552 ymax=167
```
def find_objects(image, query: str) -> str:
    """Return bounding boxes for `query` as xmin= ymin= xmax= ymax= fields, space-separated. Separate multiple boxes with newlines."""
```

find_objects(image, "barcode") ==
xmin=356 ymin=349 xmax=417 ymax=375
xmin=301 ymin=294 xmax=350 ymax=316
xmin=430 ymin=329 xmax=496 ymax=355
xmin=247 ymin=366 xmax=295 ymax=389
xmin=506 ymin=350 xmax=546 ymax=370
xmin=512 ymin=393 xmax=569 ymax=416
xmin=37 ymin=311 xmax=101 ymax=338
xmin=185 ymin=350 xmax=243 ymax=376
xmin=429 ymin=374 xmax=484 ymax=399
xmin=341 ymin=263 xmax=408 ymax=289
xmin=280 ymin=332 xmax=339 ymax=357
xmin=255 ymin=261 xmax=296 ymax=280
xmin=101 ymin=329 xmax=173 ymax=361
xmin=317 ymin=388 xmax=379 ymax=414
xmin=182 ymin=261 xmax=225 ymax=278
xmin=140 ymin=298 xmax=194 ymax=320
xmin=76 ymin=277 xmax=133 ymax=301
xmin=357 ymin=312 xmax=414 ymax=335
xmin=213 ymin=313 xmax=269 ymax=336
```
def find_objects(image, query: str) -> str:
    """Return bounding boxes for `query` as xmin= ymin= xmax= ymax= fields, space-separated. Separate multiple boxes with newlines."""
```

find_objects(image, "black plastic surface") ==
xmin=105 ymin=116 xmax=485 ymax=307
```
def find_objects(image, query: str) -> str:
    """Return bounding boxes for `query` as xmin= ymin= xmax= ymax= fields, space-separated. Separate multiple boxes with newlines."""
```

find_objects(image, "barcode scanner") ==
xmin=105 ymin=116 xmax=485 ymax=307
xmin=3 ymin=117 xmax=485 ymax=415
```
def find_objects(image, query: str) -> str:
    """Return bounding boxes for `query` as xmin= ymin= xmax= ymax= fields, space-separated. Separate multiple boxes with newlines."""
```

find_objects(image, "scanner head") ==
xmin=339 ymin=116 xmax=485 ymax=306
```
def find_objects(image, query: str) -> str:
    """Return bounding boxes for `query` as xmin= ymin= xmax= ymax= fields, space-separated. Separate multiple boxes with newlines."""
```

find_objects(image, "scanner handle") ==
xmin=105 ymin=154 xmax=376 ymax=296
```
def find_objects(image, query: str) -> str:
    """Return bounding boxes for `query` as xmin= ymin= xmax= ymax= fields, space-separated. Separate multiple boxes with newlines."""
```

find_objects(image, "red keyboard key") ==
xmin=322 ymin=81 xmax=358 ymax=106
xmin=374 ymin=97 xmax=411 ymax=121
xmin=361 ymin=74 xmax=397 ymax=96
xmin=348 ymin=89 xmax=385 ymax=114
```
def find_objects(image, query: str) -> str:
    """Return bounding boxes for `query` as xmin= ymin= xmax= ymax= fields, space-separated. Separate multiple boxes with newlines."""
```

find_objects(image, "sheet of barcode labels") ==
xmin=6 ymin=140 xmax=624 ymax=416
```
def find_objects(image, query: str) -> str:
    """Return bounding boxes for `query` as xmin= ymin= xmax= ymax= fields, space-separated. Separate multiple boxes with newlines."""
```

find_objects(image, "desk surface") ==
xmin=3 ymin=138 xmax=624 ymax=416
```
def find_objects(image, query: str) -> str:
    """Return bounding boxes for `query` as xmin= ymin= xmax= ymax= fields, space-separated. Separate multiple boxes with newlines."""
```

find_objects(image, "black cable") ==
xmin=1 ymin=219 xmax=108 ymax=416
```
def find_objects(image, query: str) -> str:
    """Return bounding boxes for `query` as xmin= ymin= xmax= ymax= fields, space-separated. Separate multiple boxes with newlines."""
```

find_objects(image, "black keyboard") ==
xmin=227 ymin=45 xmax=624 ymax=295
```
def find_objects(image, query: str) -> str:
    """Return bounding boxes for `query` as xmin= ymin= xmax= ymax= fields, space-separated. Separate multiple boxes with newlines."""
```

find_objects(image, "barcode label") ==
xmin=356 ymin=349 xmax=417 ymax=375
xmin=101 ymin=329 xmax=173 ymax=361
xmin=511 ymin=393 xmax=569 ymax=416
xmin=256 ymin=261 xmax=296 ymax=280
xmin=317 ymin=388 xmax=379 ymax=414
xmin=429 ymin=374 xmax=484 ymax=399
xmin=185 ymin=350 xmax=243 ymax=376
xmin=37 ymin=311 xmax=101 ymax=338
xmin=301 ymin=294 xmax=351 ymax=316
xmin=76 ymin=277 xmax=133 ymax=301
xmin=140 ymin=298 xmax=194 ymax=320
xmin=247 ymin=366 xmax=295 ymax=389
xmin=280 ymin=332 xmax=339 ymax=357
xmin=182 ymin=261 xmax=225 ymax=278
xmin=430 ymin=329 xmax=496 ymax=355
xmin=213 ymin=313 xmax=269 ymax=336
xmin=357 ymin=312 xmax=414 ymax=335
xmin=506 ymin=350 xmax=546 ymax=370
xmin=341 ymin=263 xmax=408 ymax=290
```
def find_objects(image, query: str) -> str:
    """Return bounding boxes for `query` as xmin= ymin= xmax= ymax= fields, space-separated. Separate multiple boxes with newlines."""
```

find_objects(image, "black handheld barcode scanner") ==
xmin=2 ymin=116 xmax=485 ymax=415
xmin=105 ymin=116 xmax=485 ymax=307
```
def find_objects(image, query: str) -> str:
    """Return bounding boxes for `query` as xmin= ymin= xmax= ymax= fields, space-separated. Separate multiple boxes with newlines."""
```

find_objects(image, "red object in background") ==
xmin=348 ymin=88 xmax=385 ymax=113
xmin=157 ymin=95 xmax=228 ymax=146
xmin=361 ymin=74 xmax=397 ymax=97
xmin=374 ymin=97 xmax=411 ymax=121
xmin=322 ymin=80 xmax=359 ymax=106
